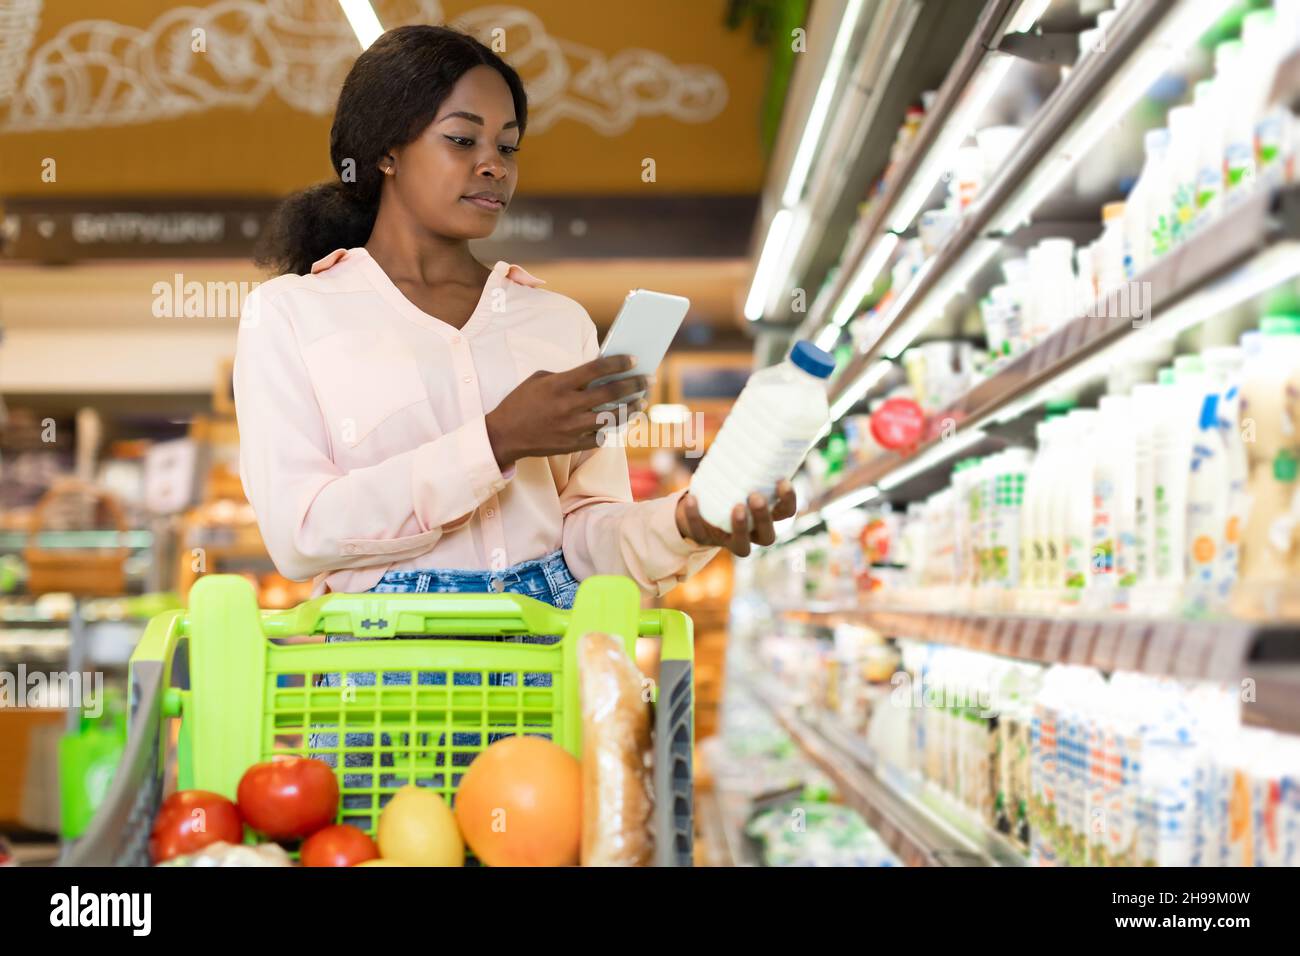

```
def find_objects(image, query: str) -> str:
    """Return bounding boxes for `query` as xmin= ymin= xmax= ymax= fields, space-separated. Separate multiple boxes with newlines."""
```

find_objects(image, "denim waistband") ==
xmin=372 ymin=548 xmax=573 ymax=589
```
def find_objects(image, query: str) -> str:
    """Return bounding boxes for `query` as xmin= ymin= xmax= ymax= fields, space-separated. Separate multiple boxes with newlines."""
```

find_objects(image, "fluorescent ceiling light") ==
xmin=814 ymin=323 xmax=842 ymax=352
xmin=338 ymin=0 xmax=384 ymax=49
xmin=782 ymin=0 xmax=869 ymax=208
xmin=878 ymin=427 xmax=987 ymax=491
xmin=765 ymin=206 xmax=812 ymax=317
xmin=991 ymin=0 xmax=1235 ymax=233
xmin=831 ymin=232 xmax=902 ymax=328
xmin=1008 ymin=0 xmax=1052 ymax=34
xmin=777 ymin=513 xmax=824 ymax=544
xmin=744 ymin=208 xmax=795 ymax=321
xmin=821 ymin=483 xmax=881 ymax=519
xmin=829 ymin=359 xmax=894 ymax=421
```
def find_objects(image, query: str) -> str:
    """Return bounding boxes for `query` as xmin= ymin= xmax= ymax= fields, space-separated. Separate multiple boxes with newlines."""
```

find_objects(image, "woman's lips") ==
xmin=461 ymin=195 xmax=505 ymax=211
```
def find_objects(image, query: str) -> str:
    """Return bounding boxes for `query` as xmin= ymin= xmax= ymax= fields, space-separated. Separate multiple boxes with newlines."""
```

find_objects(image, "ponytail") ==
xmin=256 ymin=180 xmax=379 ymax=277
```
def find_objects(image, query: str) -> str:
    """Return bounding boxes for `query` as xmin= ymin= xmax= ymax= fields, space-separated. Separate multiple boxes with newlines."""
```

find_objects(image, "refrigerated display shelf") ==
xmin=807 ymin=180 xmax=1300 ymax=516
xmin=798 ymin=0 xmax=1022 ymax=340
xmin=827 ymin=0 xmax=1182 ymax=406
xmin=743 ymin=670 xmax=1020 ymax=867
xmin=774 ymin=602 xmax=1300 ymax=728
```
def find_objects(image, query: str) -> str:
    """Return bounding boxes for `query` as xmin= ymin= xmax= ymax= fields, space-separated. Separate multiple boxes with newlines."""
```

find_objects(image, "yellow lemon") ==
xmin=376 ymin=785 xmax=464 ymax=867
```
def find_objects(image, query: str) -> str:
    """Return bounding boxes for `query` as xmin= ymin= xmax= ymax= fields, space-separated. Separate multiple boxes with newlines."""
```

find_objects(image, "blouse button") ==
xmin=463 ymin=375 xmax=472 ymax=384
xmin=485 ymin=509 xmax=495 ymax=518
xmin=451 ymin=335 xmax=462 ymax=345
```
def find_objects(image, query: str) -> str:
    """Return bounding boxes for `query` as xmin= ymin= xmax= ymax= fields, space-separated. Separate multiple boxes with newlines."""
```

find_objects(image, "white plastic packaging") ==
xmin=689 ymin=340 xmax=833 ymax=531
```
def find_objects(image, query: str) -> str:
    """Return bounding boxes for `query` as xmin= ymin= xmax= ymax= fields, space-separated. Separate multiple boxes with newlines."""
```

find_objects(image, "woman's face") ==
xmin=385 ymin=64 xmax=520 ymax=240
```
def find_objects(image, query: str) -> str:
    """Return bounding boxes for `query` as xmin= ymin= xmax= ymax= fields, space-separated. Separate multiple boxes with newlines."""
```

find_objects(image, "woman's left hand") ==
xmin=673 ymin=479 xmax=798 ymax=557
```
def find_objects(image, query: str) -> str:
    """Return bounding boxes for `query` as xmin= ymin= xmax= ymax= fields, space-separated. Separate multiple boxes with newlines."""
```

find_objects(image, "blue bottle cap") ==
xmin=790 ymin=340 xmax=836 ymax=379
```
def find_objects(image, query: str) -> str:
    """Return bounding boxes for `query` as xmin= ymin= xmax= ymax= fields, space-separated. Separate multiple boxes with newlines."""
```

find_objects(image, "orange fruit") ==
xmin=454 ymin=736 xmax=581 ymax=866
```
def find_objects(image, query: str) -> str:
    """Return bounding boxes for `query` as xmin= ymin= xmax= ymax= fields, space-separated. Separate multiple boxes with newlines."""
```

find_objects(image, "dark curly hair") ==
xmin=255 ymin=25 xmax=528 ymax=276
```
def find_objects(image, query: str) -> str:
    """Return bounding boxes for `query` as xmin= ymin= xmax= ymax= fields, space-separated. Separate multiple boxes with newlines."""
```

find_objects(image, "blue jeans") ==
xmin=309 ymin=550 xmax=579 ymax=784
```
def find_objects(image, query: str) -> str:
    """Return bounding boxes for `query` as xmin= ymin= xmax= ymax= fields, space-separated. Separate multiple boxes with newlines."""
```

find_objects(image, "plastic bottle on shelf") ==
xmin=1203 ymin=345 xmax=1247 ymax=608
xmin=1096 ymin=201 xmax=1127 ymax=298
xmin=990 ymin=448 xmax=1031 ymax=595
xmin=1131 ymin=382 xmax=1164 ymax=597
xmin=1186 ymin=390 xmax=1228 ymax=615
xmin=1245 ymin=9 xmax=1286 ymax=186
xmin=1094 ymin=394 xmax=1139 ymax=606
xmin=1060 ymin=409 xmax=1101 ymax=598
xmin=1124 ymin=128 xmax=1171 ymax=278
xmin=1233 ymin=314 xmax=1300 ymax=615
xmin=688 ymin=340 xmax=833 ymax=532
xmin=1223 ymin=11 xmax=1276 ymax=203
xmin=1210 ymin=39 xmax=1244 ymax=196
xmin=1019 ymin=420 xmax=1054 ymax=599
xmin=1150 ymin=358 xmax=1208 ymax=608
xmin=1167 ymin=105 xmax=1200 ymax=247
xmin=1001 ymin=257 xmax=1033 ymax=354
xmin=1192 ymin=78 xmax=1225 ymax=225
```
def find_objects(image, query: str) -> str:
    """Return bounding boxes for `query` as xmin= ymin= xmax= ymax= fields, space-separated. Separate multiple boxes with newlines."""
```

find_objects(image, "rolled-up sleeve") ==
xmin=233 ymin=290 xmax=513 ymax=581
xmin=558 ymin=310 xmax=718 ymax=596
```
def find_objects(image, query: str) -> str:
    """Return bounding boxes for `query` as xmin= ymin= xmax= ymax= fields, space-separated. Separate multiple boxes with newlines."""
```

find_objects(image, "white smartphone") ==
xmin=589 ymin=289 xmax=691 ymax=410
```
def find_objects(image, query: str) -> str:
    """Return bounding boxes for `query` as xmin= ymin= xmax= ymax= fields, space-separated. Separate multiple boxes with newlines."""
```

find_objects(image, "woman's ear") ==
xmin=378 ymin=151 xmax=396 ymax=176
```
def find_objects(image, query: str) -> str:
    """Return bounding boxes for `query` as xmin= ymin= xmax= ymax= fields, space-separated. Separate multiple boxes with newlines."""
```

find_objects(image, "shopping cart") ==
xmin=64 ymin=573 xmax=694 ymax=866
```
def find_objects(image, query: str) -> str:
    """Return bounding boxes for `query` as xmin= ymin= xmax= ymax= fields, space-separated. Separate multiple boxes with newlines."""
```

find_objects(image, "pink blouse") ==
xmin=233 ymin=246 xmax=719 ymax=598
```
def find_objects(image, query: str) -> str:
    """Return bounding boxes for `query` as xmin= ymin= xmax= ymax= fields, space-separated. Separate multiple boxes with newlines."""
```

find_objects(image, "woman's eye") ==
xmin=446 ymin=136 xmax=474 ymax=147
xmin=499 ymin=145 xmax=520 ymax=155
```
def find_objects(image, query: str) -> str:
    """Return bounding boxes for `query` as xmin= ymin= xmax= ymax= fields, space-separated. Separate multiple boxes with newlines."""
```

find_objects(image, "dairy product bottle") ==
xmin=1019 ymin=420 xmax=1056 ymax=595
xmin=1203 ymin=345 xmax=1247 ymax=606
xmin=1167 ymin=105 xmax=1199 ymax=247
xmin=990 ymin=448 xmax=1031 ymax=591
xmin=689 ymin=340 xmax=833 ymax=532
xmin=1061 ymin=410 xmax=1100 ymax=595
xmin=1151 ymin=358 xmax=1209 ymax=606
xmin=1192 ymin=78 xmax=1224 ymax=224
xmin=1094 ymin=394 xmax=1138 ymax=604
xmin=1131 ymin=382 xmax=1163 ymax=592
xmin=1222 ymin=28 xmax=1256 ymax=201
xmin=1234 ymin=315 xmax=1300 ymax=613
xmin=1124 ymin=128 xmax=1171 ymax=278
xmin=1186 ymin=392 xmax=1228 ymax=615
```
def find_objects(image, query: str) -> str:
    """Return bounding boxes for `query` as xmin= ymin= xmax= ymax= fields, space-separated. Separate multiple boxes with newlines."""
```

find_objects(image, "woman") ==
xmin=234 ymin=25 xmax=794 ymax=625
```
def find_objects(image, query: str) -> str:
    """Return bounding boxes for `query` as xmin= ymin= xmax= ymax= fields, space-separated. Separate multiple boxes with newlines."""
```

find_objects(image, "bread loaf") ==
xmin=579 ymin=632 xmax=654 ymax=866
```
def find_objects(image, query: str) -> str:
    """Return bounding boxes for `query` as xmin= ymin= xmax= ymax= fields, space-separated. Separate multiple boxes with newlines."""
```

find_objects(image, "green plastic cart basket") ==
xmin=64 ymin=573 xmax=694 ymax=866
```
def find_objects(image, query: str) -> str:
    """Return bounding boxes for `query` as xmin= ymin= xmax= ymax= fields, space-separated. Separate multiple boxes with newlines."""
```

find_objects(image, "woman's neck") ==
xmin=365 ymin=202 xmax=488 ymax=288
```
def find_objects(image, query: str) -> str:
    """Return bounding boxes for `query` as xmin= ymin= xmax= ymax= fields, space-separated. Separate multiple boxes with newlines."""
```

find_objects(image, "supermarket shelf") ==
xmin=774 ymin=601 xmax=1300 ymax=689
xmin=1242 ymin=664 xmax=1300 ymax=736
xmin=798 ymin=0 xmax=1022 ymax=339
xmin=807 ymin=182 xmax=1300 ymax=515
xmin=745 ymin=671 xmax=1020 ymax=867
xmin=0 ymin=530 xmax=153 ymax=551
xmin=827 ymin=0 xmax=1180 ymax=406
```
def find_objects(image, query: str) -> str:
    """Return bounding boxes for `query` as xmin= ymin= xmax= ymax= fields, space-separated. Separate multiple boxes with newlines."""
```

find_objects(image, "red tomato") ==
xmin=300 ymin=824 xmax=380 ymax=867
xmin=149 ymin=790 xmax=244 ymax=863
xmin=236 ymin=757 xmax=339 ymax=839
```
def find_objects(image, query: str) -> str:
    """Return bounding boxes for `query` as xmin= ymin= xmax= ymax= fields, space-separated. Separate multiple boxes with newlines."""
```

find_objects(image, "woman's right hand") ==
xmin=485 ymin=355 xmax=650 ymax=469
